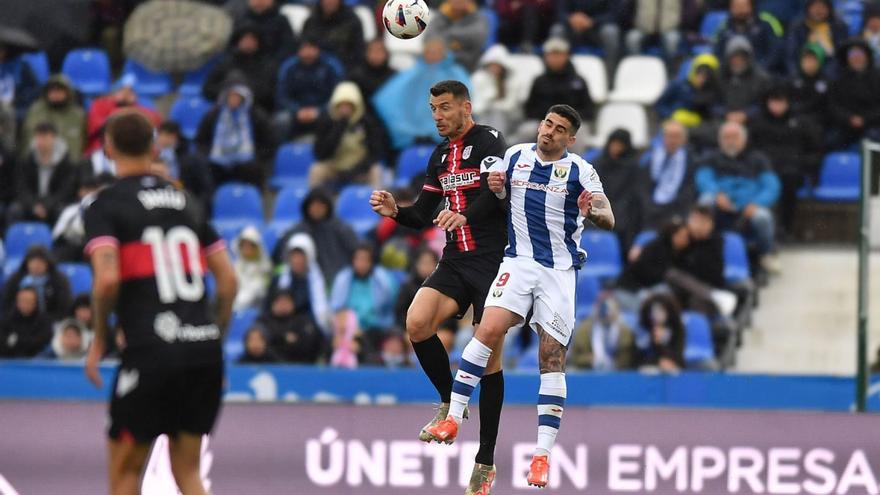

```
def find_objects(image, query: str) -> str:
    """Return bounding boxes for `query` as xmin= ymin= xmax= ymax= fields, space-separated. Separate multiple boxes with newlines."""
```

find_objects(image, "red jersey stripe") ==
xmin=118 ymin=241 xmax=210 ymax=281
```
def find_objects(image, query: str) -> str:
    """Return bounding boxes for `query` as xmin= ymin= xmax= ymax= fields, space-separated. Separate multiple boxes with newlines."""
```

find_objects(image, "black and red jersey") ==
xmin=396 ymin=124 xmax=508 ymax=259
xmin=83 ymin=175 xmax=224 ymax=367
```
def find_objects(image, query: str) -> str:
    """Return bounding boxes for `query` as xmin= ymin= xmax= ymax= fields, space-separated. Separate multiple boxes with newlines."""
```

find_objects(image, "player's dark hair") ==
xmin=158 ymin=121 xmax=181 ymax=136
xmin=547 ymin=104 xmax=581 ymax=134
xmin=430 ymin=80 xmax=470 ymax=101
xmin=105 ymin=111 xmax=155 ymax=158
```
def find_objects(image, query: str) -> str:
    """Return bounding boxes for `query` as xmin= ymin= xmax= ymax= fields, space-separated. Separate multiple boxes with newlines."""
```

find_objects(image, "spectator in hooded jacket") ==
xmin=349 ymin=39 xmax=397 ymax=104
xmin=268 ymin=233 xmax=331 ymax=333
xmin=714 ymin=0 xmax=784 ymax=73
xmin=428 ymin=0 xmax=490 ymax=72
xmin=696 ymin=122 xmax=780 ymax=265
xmin=639 ymin=120 xmax=697 ymax=230
xmin=276 ymin=189 xmax=359 ymax=280
xmin=0 ymin=44 xmax=39 ymax=150
xmin=555 ymin=0 xmax=626 ymax=72
xmin=310 ymin=82 xmax=387 ymax=189
xmin=495 ymin=0 xmax=555 ymax=53
xmin=617 ymin=218 xmax=690 ymax=311
xmin=258 ymin=290 xmax=324 ymax=363
xmin=594 ymin=129 xmax=641 ymax=252
xmin=196 ymin=82 xmax=274 ymax=188
xmin=570 ymin=293 xmax=637 ymax=370
xmin=789 ymin=42 xmax=831 ymax=128
xmin=21 ymin=75 xmax=85 ymax=160
xmin=785 ymin=0 xmax=849 ymax=76
xmin=84 ymin=74 xmax=162 ymax=156
xmin=274 ymin=37 xmax=342 ymax=141
xmin=372 ymin=37 xmax=471 ymax=149
xmin=203 ymin=22 xmax=278 ymax=112
xmin=471 ymin=44 xmax=524 ymax=136
xmin=238 ymin=325 xmax=280 ymax=363
xmin=637 ymin=292 xmax=686 ymax=372
xmin=6 ymin=122 xmax=78 ymax=225
xmin=749 ymin=85 xmax=822 ymax=236
xmin=232 ymin=225 xmax=273 ymax=311
xmin=42 ymin=318 xmax=91 ymax=361
xmin=234 ymin=0 xmax=298 ymax=62
xmin=828 ymin=39 xmax=880 ymax=150
xmin=656 ymin=53 xmax=721 ymax=127
xmin=0 ymin=286 xmax=52 ymax=358
xmin=301 ymin=0 xmax=364 ymax=70
xmin=2 ymin=246 xmax=72 ymax=321
xmin=715 ymin=36 xmax=772 ymax=127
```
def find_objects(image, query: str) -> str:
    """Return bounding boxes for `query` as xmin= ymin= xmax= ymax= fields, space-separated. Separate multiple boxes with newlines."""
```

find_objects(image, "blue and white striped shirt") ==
xmin=485 ymin=143 xmax=605 ymax=270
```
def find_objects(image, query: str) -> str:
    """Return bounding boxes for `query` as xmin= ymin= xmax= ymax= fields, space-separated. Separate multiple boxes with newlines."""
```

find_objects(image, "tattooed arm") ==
xmin=579 ymin=191 xmax=615 ymax=231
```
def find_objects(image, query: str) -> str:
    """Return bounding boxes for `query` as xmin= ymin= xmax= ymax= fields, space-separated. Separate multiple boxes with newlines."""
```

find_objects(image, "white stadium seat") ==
xmin=280 ymin=5 xmax=310 ymax=36
xmin=590 ymin=102 xmax=649 ymax=148
xmin=355 ymin=6 xmax=377 ymax=42
xmin=571 ymin=54 xmax=608 ymax=104
xmin=608 ymin=55 xmax=667 ymax=104
xmin=506 ymin=53 xmax=544 ymax=102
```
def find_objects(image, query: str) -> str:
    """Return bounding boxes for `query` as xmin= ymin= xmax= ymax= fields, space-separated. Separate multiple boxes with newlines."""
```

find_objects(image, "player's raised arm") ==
xmin=85 ymin=243 xmax=120 ymax=388
xmin=207 ymin=248 xmax=237 ymax=336
xmin=579 ymin=190 xmax=615 ymax=230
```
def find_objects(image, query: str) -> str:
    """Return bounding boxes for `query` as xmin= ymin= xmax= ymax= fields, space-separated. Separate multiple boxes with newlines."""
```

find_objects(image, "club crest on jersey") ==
xmin=552 ymin=164 xmax=570 ymax=181
xmin=492 ymin=288 xmax=503 ymax=298
xmin=462 ymin=145 xmax=473 ymax=160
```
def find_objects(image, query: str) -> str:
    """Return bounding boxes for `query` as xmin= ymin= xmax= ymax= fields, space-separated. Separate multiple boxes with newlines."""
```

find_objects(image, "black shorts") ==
xmin=108 ymin=361 xmax=223 ymax=444
xmin=423 ymin=252 xmax=504 ymax=325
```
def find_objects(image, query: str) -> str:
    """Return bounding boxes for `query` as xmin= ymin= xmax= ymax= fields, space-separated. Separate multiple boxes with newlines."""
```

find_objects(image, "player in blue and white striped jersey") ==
xmin=425 ymin=104 xmax=615 ymax=488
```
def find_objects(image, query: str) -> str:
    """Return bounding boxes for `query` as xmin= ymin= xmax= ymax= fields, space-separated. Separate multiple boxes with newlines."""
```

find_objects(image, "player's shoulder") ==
xmin=564 ymin=151 xmax=597 ymax=174
xmin=470 ymin=124 xmax=504 ymax=142
xmin=504 ymin=143 xmax=534 ymax=161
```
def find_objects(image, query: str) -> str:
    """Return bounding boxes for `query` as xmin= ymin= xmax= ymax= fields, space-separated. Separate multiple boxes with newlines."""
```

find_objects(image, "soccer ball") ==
xmin=382 ymin=0 xmax=430 ymax=40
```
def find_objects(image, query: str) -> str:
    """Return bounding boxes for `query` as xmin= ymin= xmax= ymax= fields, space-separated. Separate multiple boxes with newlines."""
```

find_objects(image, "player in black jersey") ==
xmin=83 ymin=111 xmax=237 ymax=495
xmin=370 ymin=80 xmax=507 ymax=494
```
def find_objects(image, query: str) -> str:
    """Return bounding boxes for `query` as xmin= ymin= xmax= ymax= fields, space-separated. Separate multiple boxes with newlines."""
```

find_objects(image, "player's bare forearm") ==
xmin=91 ymin=247 xmax=120 ymax=343
xmin=538 ymin=328 xmax=566 ymax=373
xmin=587 ymin=194 xmax=615 ymax=231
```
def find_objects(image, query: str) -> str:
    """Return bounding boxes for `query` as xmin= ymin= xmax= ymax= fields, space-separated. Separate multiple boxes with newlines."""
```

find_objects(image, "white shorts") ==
xmin=484 ymin=256 xmax=577 ymax=346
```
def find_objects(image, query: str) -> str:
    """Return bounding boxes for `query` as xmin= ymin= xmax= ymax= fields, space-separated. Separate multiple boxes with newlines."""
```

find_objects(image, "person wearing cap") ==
xmin=203 ymin=22 xmax=278 ymax=112
xmin=749 ymin=85 xmax=822 ymax=237
xmin=512 ymin=37 xmax=594 ymax=147
xmin=21 ymin=75 xmax=85 ymax=160
xmin=83 ymin=73 xmax=161 ymax=156
xmin=715 ymin=35 xmax=772 ymax=127
xmin=714 ymin=0 xmax=784 ymax=74
xmin=784 ymin=0 xmax=849 ymax=76
xmin=789 ymin=42 xmax=831 ymax=128
xmin=196 ymin=81 xmax=274 ymax=188
xmin=6 ymin=122 xmax=77 ymax=226
xmin=828 ymin=39 xmax=880 ymax=149
xmin=274 ymin=36 xmax=341 ymax=141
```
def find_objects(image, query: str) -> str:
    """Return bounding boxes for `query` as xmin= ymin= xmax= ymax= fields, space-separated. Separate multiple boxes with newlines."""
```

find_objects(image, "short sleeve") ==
xmin=201 ymin=223 xmax=225 ymax=256
xmin=580 ymin=162 xmax=605 ymax=194
xmin=83 ymin=195 xmax=119 ymax=256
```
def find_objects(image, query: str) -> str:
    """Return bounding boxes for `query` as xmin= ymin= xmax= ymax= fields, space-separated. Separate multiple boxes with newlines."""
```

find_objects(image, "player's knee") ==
xmin=405 ymin=312 xmax=434 ymax=341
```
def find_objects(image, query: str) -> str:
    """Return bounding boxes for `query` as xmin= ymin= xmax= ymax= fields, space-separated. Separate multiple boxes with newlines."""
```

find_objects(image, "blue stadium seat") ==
xmin=394 ymin=145 xmax=434 ymax=187
xmin=481 ymin=9 xmax=499 ymax=50
xmin=4 ymin=222 xmax=52 ymax=260
xmin=683 ymin=311 xmax=715 ymax=366
xmin=61 ymin=48 xmax=111 ymax=96
xmin=271 ymin=143 xmax=315 ymax=190
xmin=169 ymin=95 xmax=212 ymax=140
xmin=122 ymin=60 xmax=173 ymax=98
xmin=838 ymin=0 xmax=864 ymax=35
xmin=259 ymin=226 xmax=279 ymax=255
xmin=336 ymin=185 xmax=378 ymax=237
xmin=3 ymin=259 xmax=19 ymax=279
xmin=212 ymin=183 xmax=264 ymax=231
xmin=579 ymin=231 xmax=623 ymax=280
xmin=575 ymin=272 xmax=601 ymax=320
xmin=813 ymin=152 xmax=860 ymax=202
xmin=633 ymin=230 xmax=657 ymax=248
xmin=22 ymin=51 xmax=50 ymax=84
xmin=723 ymin=232 xmax=750 ymax=284
xmin=700 ymin=10 xmax=728 ymax=39
xmin=178 ymin=57 xmax=219 ymax=96
xmin=676 ymin=57 xmax=692 ymax=81
xmin=215 ymin=224 xmax=243 ymax=252
xmin=270 ymin=185 xmax=308 ymax=230
xmin=58 ymin=263 xmax=93 ymax=296
xmin=224 ymin=308 xmax=260 ymax=362
xmin=583 ymin=147 xmax=601 ymax=163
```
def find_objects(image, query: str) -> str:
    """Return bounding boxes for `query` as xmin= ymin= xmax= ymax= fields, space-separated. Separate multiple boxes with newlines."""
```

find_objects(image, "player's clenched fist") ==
xmin=488 ymin=171 xmax=505 ymax=193
xmin=370 ymin=190 xmax=398 ymax=217
xmin=434 ymin=209 xmax=468 ymax=231
xmin=577 ymin=190 xmax=593 ymax=217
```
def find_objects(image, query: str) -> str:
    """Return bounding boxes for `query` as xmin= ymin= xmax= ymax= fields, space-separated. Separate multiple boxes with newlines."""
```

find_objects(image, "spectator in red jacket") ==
xmin=83 ymin=74 xmax=161 ymax=156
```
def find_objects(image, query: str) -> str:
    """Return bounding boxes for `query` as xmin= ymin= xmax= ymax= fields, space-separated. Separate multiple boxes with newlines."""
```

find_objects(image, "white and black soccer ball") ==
xmin=382 ymin=0 xmax=430 ymax=40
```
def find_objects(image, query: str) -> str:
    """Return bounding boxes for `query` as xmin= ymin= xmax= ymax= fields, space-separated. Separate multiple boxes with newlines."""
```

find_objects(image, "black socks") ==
xmin=475 ymin=370 xmax=504 ymax=466
xmin=411 ymin=334 xmax=453 ymax=403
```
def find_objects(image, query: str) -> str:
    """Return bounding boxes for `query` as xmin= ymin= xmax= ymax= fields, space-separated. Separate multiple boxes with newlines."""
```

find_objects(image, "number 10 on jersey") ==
xmin=142 ymin=227 xmax=205 ymax=303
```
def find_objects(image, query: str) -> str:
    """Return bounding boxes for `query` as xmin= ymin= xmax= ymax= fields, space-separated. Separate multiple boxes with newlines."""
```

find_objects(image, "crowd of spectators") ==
xmin=0 ymin=0 xmax=878 ymax=372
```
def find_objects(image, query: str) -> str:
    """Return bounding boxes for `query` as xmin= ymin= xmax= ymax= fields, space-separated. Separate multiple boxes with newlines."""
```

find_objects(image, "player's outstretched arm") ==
xmin=86 ymin=245 xmax=120 ymax=388
xmin=207 ymin=249 xmax=237 ymax=336
xmin=579 ymin=191 xmax=615 ymax=231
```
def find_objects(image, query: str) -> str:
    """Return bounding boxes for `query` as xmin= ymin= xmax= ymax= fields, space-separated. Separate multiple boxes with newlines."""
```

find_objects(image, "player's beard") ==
xmin=537 ymin=135 xmax=562 ymax=156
